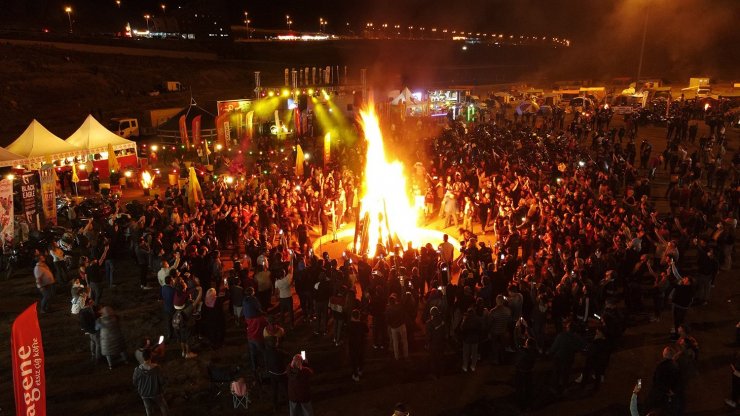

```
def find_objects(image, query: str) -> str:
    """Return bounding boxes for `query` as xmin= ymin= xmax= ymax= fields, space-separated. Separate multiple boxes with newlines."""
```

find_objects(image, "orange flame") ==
xmin=141 ymin=171 xmax=154 ymax=189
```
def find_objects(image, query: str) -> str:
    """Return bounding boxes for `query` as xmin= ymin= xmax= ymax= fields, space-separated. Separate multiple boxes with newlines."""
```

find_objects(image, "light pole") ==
xmin=636 ymin=0 xmax=650 ymax=82
xmin=144 ymin=14 xmax=151 ymax=32
xmin=115 ymin=0 xmax=121 ymax=8
xmin=64 ymin=6 xmax=73 ymax=33
xmin=160 ymin=3 xmax=166 ymax=15
xmin=286 ymin=15 xmax=292 ymax=31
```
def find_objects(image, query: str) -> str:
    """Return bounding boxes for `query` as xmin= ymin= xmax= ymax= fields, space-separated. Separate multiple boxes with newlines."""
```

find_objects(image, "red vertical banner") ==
xmin=215 ymin=113 xmax=229 ymax=146
xmin=12 ymin=303 xmax=46 ymax=416
xmin=178 ymin=115 xmax=190 ymax=146
xmin=191 ymin=115 xmax=202 ymax=147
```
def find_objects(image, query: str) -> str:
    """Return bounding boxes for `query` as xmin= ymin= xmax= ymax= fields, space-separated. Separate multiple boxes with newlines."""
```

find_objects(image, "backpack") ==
xmin=172 ymin=310 xmax=185 ymax=330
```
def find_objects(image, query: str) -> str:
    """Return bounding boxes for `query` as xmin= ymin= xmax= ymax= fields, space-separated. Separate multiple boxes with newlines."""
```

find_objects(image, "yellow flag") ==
xmin=72 ymin=163 xmax=80 ymax=183
xmin=295 ymin=145 xmax=304 ymax=176
xmin=187 ymin=167 xmax=203 ymax=210
xmin=107 ymin=143 xmax=120 ymax=172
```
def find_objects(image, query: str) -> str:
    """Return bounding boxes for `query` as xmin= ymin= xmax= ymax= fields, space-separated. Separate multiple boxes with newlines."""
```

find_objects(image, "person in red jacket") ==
xmin=287 ymin=354 xmax=314 ymax=416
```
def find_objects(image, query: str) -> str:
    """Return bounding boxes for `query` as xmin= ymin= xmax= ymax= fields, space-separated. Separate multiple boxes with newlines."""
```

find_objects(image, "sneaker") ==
xmin=462 ymin=366 xmax=468 ymax=372
xmin=649 ymin=316 xmax=660 ymax=323
xmin=575 ymin=374 xmax=583 ymax=383
xmin=182 ymin=351 xmax=186 ymax=358
xmin=141 ymin=285 xmax=153 ymax=290
xmin=352 ymin=374 xmax=359 ymax=382
xmin=725 ymin=399 xmax=737 ymax=408
xmin=185 ymin=352 xmax=198 ymax=359
xmin=470 ymin=366 xmax=476 ymax=372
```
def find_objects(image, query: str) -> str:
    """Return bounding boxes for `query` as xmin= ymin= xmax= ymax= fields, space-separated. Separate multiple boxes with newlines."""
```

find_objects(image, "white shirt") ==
xmin=438 ymin=241 xmax=454 ymax=263
xmin=274 ymin=274 xmax=293 ymax=299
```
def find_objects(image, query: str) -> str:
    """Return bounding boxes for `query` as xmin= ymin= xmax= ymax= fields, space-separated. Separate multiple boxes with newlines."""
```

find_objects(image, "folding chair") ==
xmin=231 ymin=378 xmax=250 ymax=409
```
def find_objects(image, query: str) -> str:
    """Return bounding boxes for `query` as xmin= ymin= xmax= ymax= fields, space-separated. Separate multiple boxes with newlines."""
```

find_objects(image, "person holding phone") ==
xmin=287 ymin=354 xmax=314 ymax=416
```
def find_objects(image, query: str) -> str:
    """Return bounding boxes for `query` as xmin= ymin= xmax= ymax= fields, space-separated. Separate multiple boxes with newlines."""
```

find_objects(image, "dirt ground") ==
xmin=1 ymin=102 xmax=739 ymax=416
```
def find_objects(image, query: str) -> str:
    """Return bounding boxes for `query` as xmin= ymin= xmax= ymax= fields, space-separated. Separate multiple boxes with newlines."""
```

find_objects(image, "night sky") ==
xmin=1 ymin=0 xmax=737 ymax=78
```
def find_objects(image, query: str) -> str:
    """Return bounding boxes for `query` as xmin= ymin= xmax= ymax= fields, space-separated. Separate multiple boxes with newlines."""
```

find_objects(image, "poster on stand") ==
xmin=11 ymin=302 xmax=46 ymax=416
xmin=21 ymin=173 xmax=37 ymax=231
xmin=39 ymin=166 xmax=57 ymax=226
xmin=0 ymin=178 xmax=13 ymax=245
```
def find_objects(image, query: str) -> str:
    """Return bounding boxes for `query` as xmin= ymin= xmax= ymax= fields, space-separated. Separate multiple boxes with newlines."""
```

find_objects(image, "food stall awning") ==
xmin=5 ymin=120 xmax=82 ymax=164
xmin=0 ymin=146 xmax=25 ymax=168
xmin=66 ymin=114 xmax=137 ymax=154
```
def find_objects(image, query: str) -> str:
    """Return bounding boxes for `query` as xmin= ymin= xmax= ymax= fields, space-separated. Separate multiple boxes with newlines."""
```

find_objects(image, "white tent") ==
xmin=0 ymin=146 xmax=25 ymax=168
xmin=5 ymin=120 xmax=81 ymax=164
xmin=66 ymin=114 xmax=137 ymax=154
xmin=391 ymin=87 xmax=417 ymax=105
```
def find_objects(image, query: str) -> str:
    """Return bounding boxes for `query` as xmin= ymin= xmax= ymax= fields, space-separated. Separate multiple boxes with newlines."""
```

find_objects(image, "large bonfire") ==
xmin=354 ymin=107 xmax=430 ymax=257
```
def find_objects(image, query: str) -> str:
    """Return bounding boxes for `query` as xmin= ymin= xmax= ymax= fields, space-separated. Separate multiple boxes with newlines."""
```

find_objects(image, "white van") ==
xmin=110 ymin=118 xmax=140 ymax=138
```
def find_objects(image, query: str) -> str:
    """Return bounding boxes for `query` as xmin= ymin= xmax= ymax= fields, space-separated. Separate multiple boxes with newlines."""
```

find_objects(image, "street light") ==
xmin=636 ymin=0 xmax=651 ymax=82
xmin=286 ymin=15 xmax=292 ymax=30
xmin=144 ymin=14 xmax=151 ymax=31
xmin=160 ymin=3 xmax=166 ymax=14
xmin=115 ymin=0 xmax=121 ymax=8
xmin=64 ymin=6 xmax=73 ymax=33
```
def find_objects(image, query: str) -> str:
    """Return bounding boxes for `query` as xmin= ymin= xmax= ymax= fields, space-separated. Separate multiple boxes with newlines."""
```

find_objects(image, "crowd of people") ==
xmin=30 ymin=98 xmax=739 ymax=416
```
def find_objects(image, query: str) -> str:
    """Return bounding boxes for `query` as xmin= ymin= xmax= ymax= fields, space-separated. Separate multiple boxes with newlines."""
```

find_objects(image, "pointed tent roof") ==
xmin=66 ymin=115 xmax=137 ymax=154
xmin=0 ymin=146 xmax=25 ymax=168
xmin=6 ymin=120 xmax=81 ymax=163
xmin=391 ymin=87 xmax=418 ymax=105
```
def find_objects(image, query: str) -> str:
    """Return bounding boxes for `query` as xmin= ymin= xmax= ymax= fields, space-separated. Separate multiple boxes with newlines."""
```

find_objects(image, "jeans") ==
xmin=372 ymin=315 xmax=387 ymax=348
xmin=53 ymin=261 xmax=68 ymax=283
xmin=462 ymin=342 xmax=478 ymax=370
xmin=141 ymin=394 xmax=169 ymax=416
xmin=314 ymin=301 xmax=328 ymax=334
xmin=38 ymin=284 xmax=55 ymax=313
xmin=89 ymin=282 xmax=103 ymax=305
xmin=389 ymin=324 xmax=408 ymax=360
xmin=164 ymin=310 xmax=174 ymax=340
xmin=248 ymin=339 xmax=264 ymax=372
xmin=105 ymin=259 xmax=115 ymax=287
xmin=289 ymin=401 xmax=314 ymax=416
xmin=672 ymin=304 xmax=689 ymax=332
xmin=333 ymin=315 xmax=344 ymax=342
xmin=139 ymin=263 xmax=149 ymax=287
xmin=87 ymin=332 xmax=102 ymax=361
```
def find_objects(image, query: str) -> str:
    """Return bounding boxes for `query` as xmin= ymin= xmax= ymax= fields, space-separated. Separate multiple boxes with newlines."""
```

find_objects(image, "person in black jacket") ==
xmin=264 ymin=334 xmax=289 ymax=411
xmin=132 ymin=349 xmax=169 ymax=416
xmin=670 ymin=272 xmax=694 ymax=338
xmin=386 ymin=294 xmax=408 ymax=360
xmin=79 ymin=298 xmax=101 ymax=363
xmin=313 ymin=272 xmax=332 ymax=336
xmin=548 ymin=320 xmax=586 ymax=394
xmin=514 ymin=338 xmax=537 ymax=409
xmin=426 ymin=306 xmax=447 ymax=378
xmin=347 ymin=309 xmax=368 ymax=381
xmin=646 ymin=346 xmax=681 ymax=413
xmin=576 ymin=326 xmax=612 ymax=391
xmin=460 ymin=306 xmax=482 ymax=372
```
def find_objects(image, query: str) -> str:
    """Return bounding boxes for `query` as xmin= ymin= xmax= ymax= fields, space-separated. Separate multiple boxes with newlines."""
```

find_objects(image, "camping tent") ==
xmin=0 ymin=147 xmax=25 ymax=168
xmin=5 ymin=120 xmax=81 ymax=164
xmin=66 ymin=115 xmax=137 ymax=154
